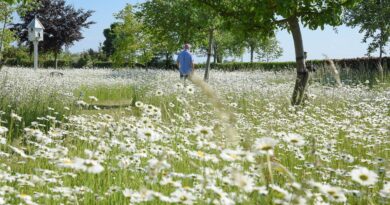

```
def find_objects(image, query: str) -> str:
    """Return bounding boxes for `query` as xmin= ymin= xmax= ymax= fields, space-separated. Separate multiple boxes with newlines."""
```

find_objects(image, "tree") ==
xmin=0 ymin=0 xmax=29 ymax=4
xmin=102 ymin=23 xmax=119 ymax=58
xmin=256 ymin=37 xmax=283 ymax=62
xmin=0 ymin=2 xmax=14 ymax=68
xmin=244 ymin=33 xmax=263 ymax=63
xmin=136 ymin=1 xmax=180 ymax=68
xmin=194 ymin=0 xmax=357 ymax=105
xmin=0 ymin=0 xmax=35 ymax=69
xmin=344 ymin=0 xmax=390 ymax=80
xmin=13 ymin=0 xmax=94 ymax=69
xmin=111 ymin=4 xmax=153 ymax=67
xmin=138 ymin=0 xmax=220 ymax=80
xmin=217 ymin=31 xmax=247 ymax=62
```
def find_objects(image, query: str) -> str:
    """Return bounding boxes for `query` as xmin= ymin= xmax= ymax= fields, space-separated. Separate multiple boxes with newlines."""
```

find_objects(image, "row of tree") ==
xmin=101 ymin=3 xmax=284 ymax=80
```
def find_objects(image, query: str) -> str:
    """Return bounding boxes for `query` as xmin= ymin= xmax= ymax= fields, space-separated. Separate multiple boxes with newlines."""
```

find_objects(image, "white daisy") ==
xmin=194 ymin=125 xmax=213 ymax=139
xmin=186 ymin=86 xmax=195 ymax=94
xmin=73 ymin=158 xmax=105 ymax=174
xmin=350 ymin=167 xmax=378 ymax=186
xmin=319 ymin=184 xmax=347 ymax=203
xmin=284 ymin=133 xmax=305 ymax=146
xmin=220 ymin=149 xmax=242 ymax=161
xmin=155 ymin=90 xmax=164 ymax=96
xmin=0 ymin=126 xmax=8 ymax=135
xmin=231 ymin=171 xmax=255 ymax=193
xmin=253 ymin=137 xmax=278 ymax=155
xmin=174 ymin=83 xmax=184 ymax=90
xmin=135 ymin=101 xmax=144 ymax=108
xmin=170 ymin=188 xmax=197 ymax=205
xmin=88 ymin=96 xmax=98 ymax=102
xmin=10 ymin=113 xmax=22 ymax=122
xmin=0 ymin=137 xmax=6 ymax=145
xmin=379 ymin=182 xmax=390 ymax=198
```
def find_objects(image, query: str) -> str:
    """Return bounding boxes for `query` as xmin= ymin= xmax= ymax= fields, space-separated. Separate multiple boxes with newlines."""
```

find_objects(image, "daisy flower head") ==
xmin=319 ymin=184 xmax=347 ymax=203
xmin=220 ymin=149 xmax=242 ymax=162
xmin=231 ymin=171 xmax=255 ymax=193
xmin=380 ymin=182 xmax=390 ymax=198
xmin=253 ymin=137 xmax=279 ymax=155
xmin=350 ymin=167 xmax=378 ymax=186
xmin=0 ymin=126 xmax=8 ymax=135
xmin=155 ymin=90 xmax=164 ymax=96
xmin=56 ymin=158 xmax=75 ymax=169
xmin=135 ymin=101 xmax=144 ymax=108
xmin=88 ymin=96 xmax=98 ymax=102
xmin=229 ymin=102 xmax=238 ymax=108
xmin=73 ymin=158 xmax=105 ymax=174
xmin=76 ymin=100 xmax=88 ymax=107
xmin=0 ymin=136 xmax=5 ymax=145
xmin=284 ymin=133 xmax=305 ymax=146
xmin=174 ymin=82 xmax=184 ymax=90
xmin=194 ymin=125 xmax=213 ymax=139
xmin=186 ymin=86 xmax=195 ymax=94
xmin=171 ymin=188 xmax=197 ymax=205
xmin=11 ymin=113 xmax=22 ymax=122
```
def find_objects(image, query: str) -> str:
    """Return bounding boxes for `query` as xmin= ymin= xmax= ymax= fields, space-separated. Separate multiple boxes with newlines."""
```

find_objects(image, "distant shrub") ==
xmin=93 ymin=61 xmax=113 ymax=68
xmin=42 ymin=60 xmax=72 ymax=68
xmin=206 ymin=62 xmax=296 ymax=71
xmin=3 ymin=57 xmax=389 ymax=72
xmin=4 ymin=58 xmax=33 ymax=67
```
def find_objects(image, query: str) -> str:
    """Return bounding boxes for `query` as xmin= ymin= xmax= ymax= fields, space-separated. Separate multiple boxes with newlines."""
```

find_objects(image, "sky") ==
xmin=65 ymin=0 xmax=381 ymax=63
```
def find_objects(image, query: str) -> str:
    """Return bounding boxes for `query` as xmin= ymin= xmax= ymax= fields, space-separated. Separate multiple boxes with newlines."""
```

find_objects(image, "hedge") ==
xmin=3 ymin=57 xmax=390 ymax=72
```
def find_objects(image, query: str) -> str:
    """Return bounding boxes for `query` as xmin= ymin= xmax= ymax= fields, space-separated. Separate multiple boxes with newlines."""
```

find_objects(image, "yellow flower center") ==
xmin=359 ymin=174 xmax=368 ymax=181
xmin=197 ymin=151 xmax=205 ymax=158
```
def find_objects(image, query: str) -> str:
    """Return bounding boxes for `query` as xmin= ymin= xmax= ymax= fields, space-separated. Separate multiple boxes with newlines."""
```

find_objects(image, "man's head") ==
xmin=184 ymin=44 xmax=191 ymax=50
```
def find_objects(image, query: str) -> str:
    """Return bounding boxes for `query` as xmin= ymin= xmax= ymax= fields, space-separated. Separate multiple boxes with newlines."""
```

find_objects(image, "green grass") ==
xmin=0 ymin=89 xmax=74 ymax=139
xmin=75 ymin=85 xmax=144 ymax=103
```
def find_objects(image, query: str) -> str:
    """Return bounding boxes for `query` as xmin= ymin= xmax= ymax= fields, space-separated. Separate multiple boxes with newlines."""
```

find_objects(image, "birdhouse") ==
xmin=27 ymin=17 xmax=44 ymax=42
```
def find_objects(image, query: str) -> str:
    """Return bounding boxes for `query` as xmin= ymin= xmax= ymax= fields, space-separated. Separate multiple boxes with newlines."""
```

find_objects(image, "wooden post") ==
xmin=33 ymin=41 xmax=38 ymax=69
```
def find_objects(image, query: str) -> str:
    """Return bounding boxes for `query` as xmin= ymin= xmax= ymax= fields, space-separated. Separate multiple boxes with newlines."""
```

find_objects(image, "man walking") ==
xmin=177 ymin=44 xmax=194 ymax=79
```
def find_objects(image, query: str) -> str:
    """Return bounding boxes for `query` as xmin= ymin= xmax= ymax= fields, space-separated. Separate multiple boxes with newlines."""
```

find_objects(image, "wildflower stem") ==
xmin=7 ymin=118 xmax=14 ymax=142
xmin=267 ymin=153 xmax=274 ymax=184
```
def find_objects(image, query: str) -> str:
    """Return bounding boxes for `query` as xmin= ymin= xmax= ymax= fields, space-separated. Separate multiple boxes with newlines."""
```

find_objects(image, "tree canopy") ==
xmin=0 ymin=0 xmax=28 ymax=4
xmin=111 ymin=4 xmax=153 ymax=66
xmin=102 ymin=23 xmax=119 ymax=58
xmin=344 ymin=0 xmax=390 ymax=58
xmin=255 ymin=37 xmax=283 ymax=63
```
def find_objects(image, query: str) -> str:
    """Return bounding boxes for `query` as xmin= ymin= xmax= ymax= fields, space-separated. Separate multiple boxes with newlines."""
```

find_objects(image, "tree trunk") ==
xmin=250 ymin=45 xmax=254 ymax=63
xmin=54 ymin=51 xmax=58 ymax=69
xmin=378 ymin=26 xmax=384 ymax=82
xmin=217 ymin=54 xmax=223 ymax=63
xmin=165 ymin=52 xmax=170 ymax=69
xmin=204 ymin=29 xmax=214 ymax=81
xmin=213 ymin=42 xmax=217 ymax=64
xmin=288 ymin=17 xmax=309 ymax=106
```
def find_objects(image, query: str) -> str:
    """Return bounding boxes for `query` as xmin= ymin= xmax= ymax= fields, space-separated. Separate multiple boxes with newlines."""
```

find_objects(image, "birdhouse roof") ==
xmin=27 ymin=17 xmax=45 ymax=29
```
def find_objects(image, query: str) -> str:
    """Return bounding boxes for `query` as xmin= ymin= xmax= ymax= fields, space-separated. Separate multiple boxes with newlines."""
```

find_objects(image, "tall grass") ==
xmin=0 ymin=80 xmax=74 ymax=138
xmin=312 ymin=63 xmax=390 ymax=87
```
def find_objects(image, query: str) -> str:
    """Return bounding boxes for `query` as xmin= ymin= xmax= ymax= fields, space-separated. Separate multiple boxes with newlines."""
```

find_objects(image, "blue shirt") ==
xmin=177 ymin=50 xmax=193 ymax=75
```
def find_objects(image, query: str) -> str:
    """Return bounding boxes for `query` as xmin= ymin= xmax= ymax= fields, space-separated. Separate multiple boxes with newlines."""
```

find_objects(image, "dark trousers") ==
xmin=180 ymin=74 xmax=190 ymax=80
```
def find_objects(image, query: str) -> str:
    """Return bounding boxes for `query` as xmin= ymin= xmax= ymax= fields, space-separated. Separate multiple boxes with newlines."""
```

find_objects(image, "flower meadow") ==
xmin=0 ymin=67 xmax=389 ymax=205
